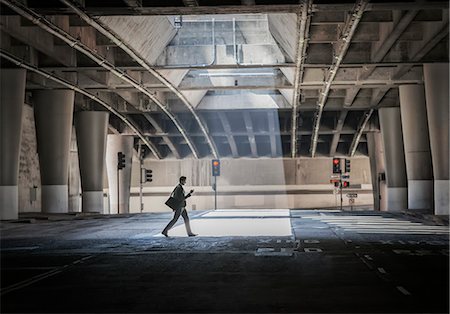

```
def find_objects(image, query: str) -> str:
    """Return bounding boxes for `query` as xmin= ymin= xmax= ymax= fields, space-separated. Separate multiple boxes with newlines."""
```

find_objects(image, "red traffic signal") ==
xmin=342 ymin=181 xmax=350 ymax=188
xmin=332 ymin=158 xmax=341 ymax=173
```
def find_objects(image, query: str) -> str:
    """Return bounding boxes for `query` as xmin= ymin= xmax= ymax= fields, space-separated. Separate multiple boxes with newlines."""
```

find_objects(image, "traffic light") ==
xmin=145 ymin=169 xmax=153 ymax=182
xmin=344 ymin=159 xmax=351 ymax=173
xmin=332 ymin=158 xmax=341 ymax=174
xmin=342 ymin=181 xmax=350 ymax=188
xmin=212 ymin=159 xmax=220 ymax=176
xmin=117 ymin=152 xmax=125 ymax=170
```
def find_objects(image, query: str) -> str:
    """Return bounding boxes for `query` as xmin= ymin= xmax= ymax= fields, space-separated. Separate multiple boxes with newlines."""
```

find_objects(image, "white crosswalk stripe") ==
xmin=301 ymin=215 xmax=449 ymax=235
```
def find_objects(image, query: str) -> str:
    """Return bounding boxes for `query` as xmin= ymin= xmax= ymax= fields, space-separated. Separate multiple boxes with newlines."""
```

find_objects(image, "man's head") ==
xmin=179 ymin=176 xmax=187 ymax=185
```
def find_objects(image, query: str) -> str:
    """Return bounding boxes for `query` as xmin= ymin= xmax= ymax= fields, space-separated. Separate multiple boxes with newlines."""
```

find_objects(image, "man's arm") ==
xmin=184 ymin=189 xmax=194 ymax=199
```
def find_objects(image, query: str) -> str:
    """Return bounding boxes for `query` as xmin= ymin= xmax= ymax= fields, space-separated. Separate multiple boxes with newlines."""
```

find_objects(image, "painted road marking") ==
xmin=304 ymin=248 xmax=323 ymax=252
xmin=377 ymin=267 xmax=387 ymax=274
xmin=397 ymin=286 xmax=411 ymax=296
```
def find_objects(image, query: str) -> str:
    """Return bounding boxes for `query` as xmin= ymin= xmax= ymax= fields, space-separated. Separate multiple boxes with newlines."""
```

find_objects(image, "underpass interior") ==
xmin=0 ymin=0 xmax=449 ymax=313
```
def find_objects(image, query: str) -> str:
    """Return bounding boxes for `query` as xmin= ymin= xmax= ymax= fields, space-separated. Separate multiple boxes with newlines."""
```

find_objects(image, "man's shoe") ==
xmin=188 ymin=233 xmax=197 ymax=237
xmin=162 ymin=231 xmax=168 ymax=237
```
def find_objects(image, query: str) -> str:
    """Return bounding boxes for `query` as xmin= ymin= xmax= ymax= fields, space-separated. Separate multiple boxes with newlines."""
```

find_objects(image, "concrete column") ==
xmin=75 ymin=111 xmax=109 ymax=213
xmin=0 ymin=69 xmax=26 ymax=220
xmin=33 ymin=90 xmax=74 ymax=214
xmin=367 ymin=132 xmax=387 ymax=211
xmin=399 ymin=85 xmax=433 ymax=211
xmin=423 ymin=63 xmax=449 ymax=215
xmin=379 ymin=107 xmax=408 ymax=211
xmin=106 ymin=135 xmax=133 ymax=214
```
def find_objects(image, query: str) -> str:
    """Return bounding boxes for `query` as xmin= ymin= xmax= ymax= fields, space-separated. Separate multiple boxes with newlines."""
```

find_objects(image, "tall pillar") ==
xmin=75 ymin=112 xmax=109 ymax=213
xmin=0 ymin=69 xmax=26 ymax=220
xmin=367 ymin=132 xmax=387 ymax=211
xmin=423 ymin=63 xmax=449 ymax=215
xmin=399 ymin=85 xmax=433 ymax=211
xmin=33 ymin=90 xmax=74 ymax=214
xmin=379 ymin=107 xmax=408 ymax=211
xmin=106 ymin=135 xmax=133 ymax=214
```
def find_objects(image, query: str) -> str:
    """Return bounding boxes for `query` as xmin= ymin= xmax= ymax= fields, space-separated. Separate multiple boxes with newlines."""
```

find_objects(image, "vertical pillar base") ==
xmin=42 ymin=185 xmax=68 ymax=214
xmin=82 ymin=191 xmax=104 ymax=213
xmin=387 ymin=187 xmax=407 ymax=211
xmin=435 ymin=180 xmax=449 ymax=216
xmin=408 ymin=180 xmax=433 ymax=210
xmin=0 ymin=186 xmax=18 ymax=220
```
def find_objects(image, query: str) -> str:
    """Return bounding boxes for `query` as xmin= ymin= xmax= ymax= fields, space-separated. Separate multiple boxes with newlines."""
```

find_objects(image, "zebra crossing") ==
xmin=301 ymin=214 xmax=449 ymax=235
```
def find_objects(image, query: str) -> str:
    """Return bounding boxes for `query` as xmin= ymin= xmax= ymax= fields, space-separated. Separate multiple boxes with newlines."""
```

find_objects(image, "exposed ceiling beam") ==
xmin=348 ymin=109 xmax=374 ymax=156
xmin=60 ymin=0 xmax=219 ymax=159
xmin=344 ymin=10 xmax=418 ymax=107
xmin=122 ymin=0 xmax=142 ymax=7
xmin=27 ymin=2 xmax=449 ymax=16
xmin=0 ymin=49 xmax=162 ymax=159
xmin=243 ymin=112 xmax=258 ymax=157
xmin=0 ymin=0 xmax=200 ymax=159
xmin=0 ymin=16 xmax=76 ymax=67
xmin=38 ymin=62 xmax=432 ymax=72
xmin=291 ymin=0 xmax=312 ymax=158
xmin=267 ymin=111 xmax=279 ymax=158
xmin=38 ymin=78 xmax=422 ymax=91
xmin=310 ymin=0 xmax=368 ymax=157
xmin=329 ymin=110 xmax=348 ymax=156
xmin=142 ymin=113 xmax=181 ymax=159
xmin=218 ymin=112 xmax=239 ymax=158
xmin=393 ymin=20 xmax=449 ymax=79
xmin=182 ymin=0 xmax=199 ymax=6
xmin=347 ymin=86 xmax=390 ymax=155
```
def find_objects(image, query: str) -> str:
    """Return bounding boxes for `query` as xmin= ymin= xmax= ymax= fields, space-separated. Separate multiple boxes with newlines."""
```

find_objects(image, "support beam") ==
xmin=393 ymin=15 xmax=449 ymax=79
xmin=142 ymin=113 xmax=181 ymax=159
xmin=243 ymin=112 xmax=258 ymax=157
xmin=347 ymin=86 xmax=390 ymax=155
xmin=122 ymin=0 xmax=142 ymax=7
xmin=329 ymin=110 xmax=348 ymax=156
xmin=0 ymin=49 xmax=161 ymax=160
xmin=60 ymin=0 xmax=219 ymax=159
xmin=291 ymin=0 xmax=312 ymax=158
xmin=0 ymin=0 xmax=190 ymax=158
xmin=218 ymin=112 xmax=239 ymax=158
xmin=344 ymin=10 xmax=418 ymax=108
xmin=0 ymin=16 xmax=76 ymax=67
xmin=348 ymin=109 xmax=374 ymax=156
xmin=267 ymin=111 xmax=279 ymax=158
xmin=310 ymin=0 xmax=368 ymax=157
xmin=29 ymin=2 xmax=449 ymax=16
xmin=182 ymin=0 xmax=198 ymax=6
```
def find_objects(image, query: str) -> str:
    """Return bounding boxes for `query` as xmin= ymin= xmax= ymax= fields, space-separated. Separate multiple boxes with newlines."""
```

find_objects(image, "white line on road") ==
xmin=397 ymin=286 xmax=411 ymax=295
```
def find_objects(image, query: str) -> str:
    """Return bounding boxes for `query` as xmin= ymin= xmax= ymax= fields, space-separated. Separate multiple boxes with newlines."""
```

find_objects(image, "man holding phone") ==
xmin=162 ymin=176 xmax=197 ymax=237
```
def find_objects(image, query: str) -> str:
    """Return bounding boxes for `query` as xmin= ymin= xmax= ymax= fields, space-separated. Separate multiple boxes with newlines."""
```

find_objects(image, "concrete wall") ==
xmin=122 ymin=157 xmax=373 ymax=213
xmin=17 ymin=107 xmax=373 ymax=213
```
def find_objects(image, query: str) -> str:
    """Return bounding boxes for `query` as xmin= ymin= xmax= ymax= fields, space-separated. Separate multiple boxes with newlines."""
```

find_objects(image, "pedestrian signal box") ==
xmin=332 ymin=158 xmax=341 ymax=174
xmin=345 ymin=159 xmax=351 ymax=173
xmin=117 ymin=152 xmax=125 ymax=170
xmin=145 ymin=169 xmax=153 ymax=182
xmin=342 ymin=181 xmax=350 ymax=188
xmin=212 ymin=159 xmax=220 ymax=176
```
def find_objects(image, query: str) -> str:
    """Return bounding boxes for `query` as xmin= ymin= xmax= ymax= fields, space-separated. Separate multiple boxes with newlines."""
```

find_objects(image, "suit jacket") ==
xmin=172 ymin=184 xmax=191 ymax=209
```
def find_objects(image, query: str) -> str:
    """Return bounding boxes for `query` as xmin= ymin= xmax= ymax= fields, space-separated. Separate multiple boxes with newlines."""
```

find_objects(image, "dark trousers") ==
xmin=162 ymin=207 xmax=193 ymax=235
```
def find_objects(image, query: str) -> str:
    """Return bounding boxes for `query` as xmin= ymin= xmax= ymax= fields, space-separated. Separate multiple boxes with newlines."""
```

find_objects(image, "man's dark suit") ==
xmin=172 ymin=183 xmax=192 ymax=209
xmin=162 ymin=184 xmax=194 ymax=236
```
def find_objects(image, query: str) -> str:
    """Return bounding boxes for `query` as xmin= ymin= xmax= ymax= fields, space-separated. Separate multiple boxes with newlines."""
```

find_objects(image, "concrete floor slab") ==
xmin=1 ymin=209 xmax=448 ymax=313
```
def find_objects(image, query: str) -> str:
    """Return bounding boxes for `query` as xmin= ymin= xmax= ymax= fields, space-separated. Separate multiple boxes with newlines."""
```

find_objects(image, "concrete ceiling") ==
xmin=0 ymin=0 xmax=448 ymax=159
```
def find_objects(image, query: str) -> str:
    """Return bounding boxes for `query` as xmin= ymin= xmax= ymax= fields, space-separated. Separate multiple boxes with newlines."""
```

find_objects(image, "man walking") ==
xmin=162 ymin=176 xmax=197 ymax=237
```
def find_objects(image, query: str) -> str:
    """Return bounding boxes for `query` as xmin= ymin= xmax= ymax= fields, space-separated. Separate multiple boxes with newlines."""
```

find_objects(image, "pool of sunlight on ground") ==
xmin=158 ymin=209 xmax=292 ymax=237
